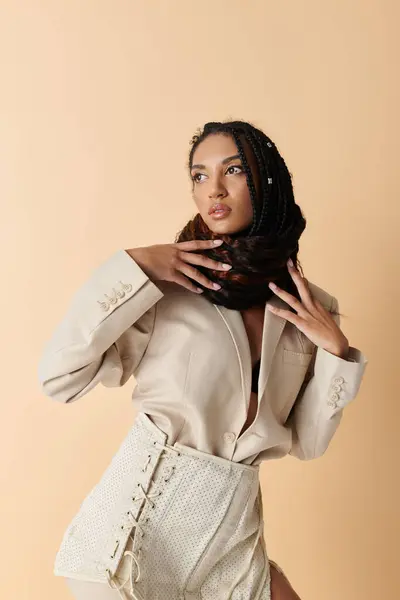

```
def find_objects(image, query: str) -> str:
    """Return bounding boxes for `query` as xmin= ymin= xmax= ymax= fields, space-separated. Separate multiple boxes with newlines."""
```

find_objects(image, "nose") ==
xmin=208 ymin=175 xmax=227 ymax=199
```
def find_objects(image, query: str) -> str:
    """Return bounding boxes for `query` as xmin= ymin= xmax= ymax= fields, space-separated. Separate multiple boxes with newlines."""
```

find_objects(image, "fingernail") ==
xmin=222 ymin=263 xmax=232 ymax=270
xmin=269 ymin=282 xmax=277 ymax=289
xmin=213 ymin=283 xmax=222 ymax=289
xmin=287 ymin=258 xmax=293 ymax=267
xmin=214 ymin=239 xmax=223 ymax=245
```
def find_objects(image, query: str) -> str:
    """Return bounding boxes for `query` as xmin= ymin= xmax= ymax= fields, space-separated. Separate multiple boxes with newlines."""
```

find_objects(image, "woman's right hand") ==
xmin=125 ymin=240 xmax=232 ymax=294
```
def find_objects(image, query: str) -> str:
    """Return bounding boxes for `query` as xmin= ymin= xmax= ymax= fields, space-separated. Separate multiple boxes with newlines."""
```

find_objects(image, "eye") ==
xmin=191 ymin=164 xmax=243 ymax=184
xmin=192 ymin=172 xmax=205 ymax=183
xmin=226 ymin=164 xmax=243 ymax=175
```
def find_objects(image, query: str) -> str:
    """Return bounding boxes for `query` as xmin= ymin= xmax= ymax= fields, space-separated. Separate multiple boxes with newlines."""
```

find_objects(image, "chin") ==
xmin=208 ymin=223 xmax=237 ymax=235
xmin=206 ymin=218 xmax=250 ymax=237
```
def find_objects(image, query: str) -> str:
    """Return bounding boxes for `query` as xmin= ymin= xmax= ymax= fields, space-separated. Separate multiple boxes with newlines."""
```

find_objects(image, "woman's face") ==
xmin=190 ymin=133 xmax=260 ymax=235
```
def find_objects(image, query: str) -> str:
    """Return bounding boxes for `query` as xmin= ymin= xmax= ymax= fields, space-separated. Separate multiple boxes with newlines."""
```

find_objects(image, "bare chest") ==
xmin=238 ymin=307 xmax=265 ymax=437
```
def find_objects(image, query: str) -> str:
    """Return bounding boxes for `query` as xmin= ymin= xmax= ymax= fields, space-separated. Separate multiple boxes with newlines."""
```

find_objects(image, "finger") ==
xmin=266 ymin=304 xmax=304 ymax=328
xmin=313 ymin=297 xmax=332 ymax=318
xmin=173 ymin=272 xmax=204 ymax=294
xmin=268 ymin=282 xmax=308 ymax=318
xmin=178 ymin=262 xmax=222 ymax=291
xmin=286 ymin=261 xmax=316 ymax=313
xmin=178 ymin=250 xmax=231 ymax=272
xmin=176 ymin=239 xmax=223 ymax=251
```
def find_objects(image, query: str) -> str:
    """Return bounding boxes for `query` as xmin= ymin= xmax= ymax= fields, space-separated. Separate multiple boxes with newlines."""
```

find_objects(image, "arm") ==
xmin=287 ymin=295 xmax=368 ymax=460
xmin=37 ymin=249 xmax=164 ymax=403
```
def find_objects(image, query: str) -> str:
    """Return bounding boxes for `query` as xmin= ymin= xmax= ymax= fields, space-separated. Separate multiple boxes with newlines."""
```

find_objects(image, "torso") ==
xmin=238 ymin=306 xmax=265 ymax=437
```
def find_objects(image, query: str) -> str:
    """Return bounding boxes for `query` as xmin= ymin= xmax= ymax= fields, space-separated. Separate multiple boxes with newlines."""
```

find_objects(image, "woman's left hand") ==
xmin=266 ymin=259 xmax=350 ymax=359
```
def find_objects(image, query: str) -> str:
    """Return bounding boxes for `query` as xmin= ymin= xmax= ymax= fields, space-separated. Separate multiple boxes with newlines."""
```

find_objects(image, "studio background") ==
xmin=0 ymin=1 xmax=397 ymax=599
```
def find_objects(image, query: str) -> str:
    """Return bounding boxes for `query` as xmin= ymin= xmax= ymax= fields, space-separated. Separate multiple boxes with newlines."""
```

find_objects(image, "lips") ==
xmin=209 ymin=203 xmax=231 ymax=215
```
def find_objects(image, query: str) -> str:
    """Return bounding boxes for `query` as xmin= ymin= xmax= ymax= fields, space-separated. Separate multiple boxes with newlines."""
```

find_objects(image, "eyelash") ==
xmin=192 ymin=164 xmax=243 ymax=183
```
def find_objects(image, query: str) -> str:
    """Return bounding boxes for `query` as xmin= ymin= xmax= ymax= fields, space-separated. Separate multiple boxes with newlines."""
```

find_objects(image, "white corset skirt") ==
xmin=55 ymin=411 xmax=273 ymax=599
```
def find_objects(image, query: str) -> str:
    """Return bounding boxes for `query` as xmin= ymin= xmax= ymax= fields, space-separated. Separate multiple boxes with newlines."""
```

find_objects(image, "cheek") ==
xmin=233 ymin=180 xmax=253 ymax=215
xmin=192 ymin=192 xmax=205 ymax=211
xmin=192 ymin=193 xmax=210 ymax=220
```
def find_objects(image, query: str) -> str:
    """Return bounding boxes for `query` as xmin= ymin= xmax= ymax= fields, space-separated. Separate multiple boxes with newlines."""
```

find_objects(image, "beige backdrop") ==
xmin=0 ymin=1 xmax=398 ymax=599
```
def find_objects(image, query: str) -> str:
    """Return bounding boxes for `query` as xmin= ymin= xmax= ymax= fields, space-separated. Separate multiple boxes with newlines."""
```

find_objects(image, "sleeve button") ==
xmin=223 ymin=432 xmax=236 ymax=444
xmin=333 ymin=376 xmax=344 ymax=384
xmin=105 ymin=290 xmax=118 ymax=305
xmin=120 ymin=280 xmax=133 ymax=293
xmin=98 ymin=300 xmax=110 ymax=312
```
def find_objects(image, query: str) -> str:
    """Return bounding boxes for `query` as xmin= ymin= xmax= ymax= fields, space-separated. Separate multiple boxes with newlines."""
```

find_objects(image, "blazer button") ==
xmin=333 ymin=376 xmax=344 ymax=385
xmin=329 ymin=392 xmax=340 ymax=402
xmin=223 ymin=432 xmax=236 ymax=444
xmin=105 ymin=290 xmax=118 ymax=305
xmin=331 ymin=383 xmax=342 ymax=393
xmin=327 ymin=399 xmax=337 ymax=408
xmin=119 ymin=280 xmax=133 ymax=293
xmin=97 ymin=300 xmax=110 ymax=312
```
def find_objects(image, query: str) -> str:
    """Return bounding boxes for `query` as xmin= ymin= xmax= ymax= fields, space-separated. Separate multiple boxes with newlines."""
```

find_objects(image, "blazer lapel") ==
xmin=257 ymin=295 xmax=287 ymax=399
xmin=212 ymin=293 xmax=288 ymax=404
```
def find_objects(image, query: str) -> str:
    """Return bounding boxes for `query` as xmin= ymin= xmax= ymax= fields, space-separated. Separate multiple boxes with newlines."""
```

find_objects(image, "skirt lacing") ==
xmin=105 ymin=441 xmax=181 ymax=600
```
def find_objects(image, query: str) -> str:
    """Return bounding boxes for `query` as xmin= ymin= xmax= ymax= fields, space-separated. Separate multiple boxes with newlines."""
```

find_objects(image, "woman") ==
xmin=38 ymin=120 xmax=368 ymax=600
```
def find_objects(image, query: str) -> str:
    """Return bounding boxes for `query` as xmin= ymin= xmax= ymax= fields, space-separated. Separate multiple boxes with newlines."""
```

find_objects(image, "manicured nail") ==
xmin=214 ymin=239 xmax=223 ymax=245
xmin=287 ymin=258 xmax=293 ymax=267
xmin=269 ymin=282 xmax=277 ymax=290
xmin=213 ymin=283 xmax=222 ymax=289
xmin=222 ymin=263 xmax=232 ymax=270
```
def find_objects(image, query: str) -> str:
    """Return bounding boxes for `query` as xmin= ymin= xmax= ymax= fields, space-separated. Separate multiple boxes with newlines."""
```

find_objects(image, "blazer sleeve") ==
xmin=37 ymin=249 xmax=164 ymax=403
xmin=287 ymin=295 xmax=369 ymax=460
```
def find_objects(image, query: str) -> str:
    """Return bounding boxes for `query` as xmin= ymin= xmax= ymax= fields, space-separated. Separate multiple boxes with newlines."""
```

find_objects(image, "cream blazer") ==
xmin=38 ymin=248 xmax=368 ymax=465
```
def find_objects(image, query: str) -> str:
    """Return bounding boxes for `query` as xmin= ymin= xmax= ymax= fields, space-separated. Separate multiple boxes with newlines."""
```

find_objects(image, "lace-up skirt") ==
xmin=57 ymin=411 xmax=272 ymax=599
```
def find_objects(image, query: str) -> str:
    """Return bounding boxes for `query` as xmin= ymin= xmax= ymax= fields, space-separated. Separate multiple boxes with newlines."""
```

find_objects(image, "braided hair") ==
xmin=174 ymin=119 xmax=307 ymax=310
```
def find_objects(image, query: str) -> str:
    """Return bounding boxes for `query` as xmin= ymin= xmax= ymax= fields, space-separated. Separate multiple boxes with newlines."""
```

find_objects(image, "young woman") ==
xmin=38 ymin=120 xmax=368 ymax=600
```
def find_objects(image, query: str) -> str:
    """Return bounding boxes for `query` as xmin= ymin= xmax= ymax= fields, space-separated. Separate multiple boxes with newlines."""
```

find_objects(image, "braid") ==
xmin=241 ymin=128 xmax=274 ymax=235
xmin=229 ymin=129 xmax=259 ymax=233
xmin=180 ymin=118 xmax=307 ymax=310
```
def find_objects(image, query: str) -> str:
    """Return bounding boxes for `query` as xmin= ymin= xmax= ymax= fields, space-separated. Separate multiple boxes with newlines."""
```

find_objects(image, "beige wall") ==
xmin=0 ymin=1 xmax=397 ymax=599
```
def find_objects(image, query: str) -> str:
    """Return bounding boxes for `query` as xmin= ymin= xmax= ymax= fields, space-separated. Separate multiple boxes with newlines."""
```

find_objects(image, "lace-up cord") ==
xmin=105 ymin=442 xmax=181 ymax=600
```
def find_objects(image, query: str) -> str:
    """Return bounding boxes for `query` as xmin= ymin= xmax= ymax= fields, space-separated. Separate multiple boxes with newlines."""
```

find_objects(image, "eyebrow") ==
xmin=191 ymin=154 xmax=241 ymax=171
